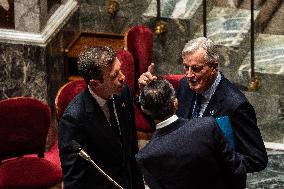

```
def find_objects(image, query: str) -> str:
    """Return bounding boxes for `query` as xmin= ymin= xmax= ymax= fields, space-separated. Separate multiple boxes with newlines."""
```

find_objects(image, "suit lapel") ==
xmin=113 ymin=95 xmax=129 ymax=143
xmin=83 ymin=90 xmax=122 ymax=148
xmin=178 ymin=79 xmax=195 ymax=119
xmin=185 ymin=89 xmax=194 ymax=118
xmin=203 ymin=78 xmax=225 ymax=117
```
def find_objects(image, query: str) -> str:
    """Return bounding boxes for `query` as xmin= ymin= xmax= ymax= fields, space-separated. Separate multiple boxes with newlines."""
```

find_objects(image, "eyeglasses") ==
xmin=183 ymin=64 xmax=206 ymax=74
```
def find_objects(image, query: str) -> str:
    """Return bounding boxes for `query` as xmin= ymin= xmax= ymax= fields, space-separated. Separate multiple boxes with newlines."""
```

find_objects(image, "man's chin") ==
xmin=189 ymin=84 xmax=201 ymax=93
xmin=189 ymin=83 xmax=197 ymax=89
xmin=115 ymin=87 xmax=123 ymax=94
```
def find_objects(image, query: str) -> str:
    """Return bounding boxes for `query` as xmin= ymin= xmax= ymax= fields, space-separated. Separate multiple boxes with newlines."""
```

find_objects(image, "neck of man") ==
xmin=199 ymin=71 xmax=218 ymax=94
xmin=88 ymin=84 xmax=111 ymax=100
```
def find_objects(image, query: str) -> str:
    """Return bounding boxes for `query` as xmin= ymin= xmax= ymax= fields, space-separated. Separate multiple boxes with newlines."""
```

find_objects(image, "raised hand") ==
xmin=138 ymin=63 xmax=157 ymax=89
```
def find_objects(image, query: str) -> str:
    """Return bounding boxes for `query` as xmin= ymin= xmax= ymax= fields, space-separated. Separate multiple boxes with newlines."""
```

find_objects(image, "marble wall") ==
xmin=0 ymin=0 xmax=79 ymax=113
xmin=46 ymin=11 xmax=80 ymax=110
xmin=247 ymin=149 xmax=284 ymax=188
xmin=14 ymin=0 xmax=47 ymax=32
xmin=0 ymin=43 xmax=47 ymax=101
xmin=0 ymin=0 xmax=14 ymax=29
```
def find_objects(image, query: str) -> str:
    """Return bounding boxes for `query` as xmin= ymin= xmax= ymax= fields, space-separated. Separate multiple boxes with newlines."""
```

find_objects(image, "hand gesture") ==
xmin=138 ymin=63 xmax=157 ymax=89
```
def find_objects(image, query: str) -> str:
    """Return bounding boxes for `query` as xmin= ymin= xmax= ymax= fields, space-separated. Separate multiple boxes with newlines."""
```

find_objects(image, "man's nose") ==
xmin=119 ymin=71 xmax=125 ymax=82
xmin=185 ymin=68 xmax=194 ymax=78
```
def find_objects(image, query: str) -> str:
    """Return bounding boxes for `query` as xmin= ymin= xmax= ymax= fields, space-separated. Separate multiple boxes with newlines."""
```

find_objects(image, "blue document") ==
xmin=215 ymin=116 xmax=235 ymax=149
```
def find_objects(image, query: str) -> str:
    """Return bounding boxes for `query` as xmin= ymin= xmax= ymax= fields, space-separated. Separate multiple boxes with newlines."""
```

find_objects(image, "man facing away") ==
xmin=58 ymin=46 xmax=144 ymax=189
xmin=138 ymin=37 xmax=267 ymax=173
xmin=136 ymin=79 xmax=249 ymax=189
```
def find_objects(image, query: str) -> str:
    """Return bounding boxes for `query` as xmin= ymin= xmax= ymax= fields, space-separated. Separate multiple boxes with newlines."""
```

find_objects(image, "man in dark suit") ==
xmin=138 ymin=37 xmax=267 ymax=173
xmin=136 ymin=79 xmax=247 ymax=189
xmin=176 ymin=37 xmax=267 ymax=173
xmin=58 ymin=46 xmax=144 ymax=189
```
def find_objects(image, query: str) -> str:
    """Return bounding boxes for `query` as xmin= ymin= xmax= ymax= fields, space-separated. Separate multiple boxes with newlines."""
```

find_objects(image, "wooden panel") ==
xmin=65 ymin=32 xmax=125 ymax=58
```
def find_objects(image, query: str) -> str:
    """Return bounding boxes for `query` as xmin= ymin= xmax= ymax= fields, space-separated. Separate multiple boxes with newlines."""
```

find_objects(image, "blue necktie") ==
xmin=191 ymin=93 xmax=202 ymax=118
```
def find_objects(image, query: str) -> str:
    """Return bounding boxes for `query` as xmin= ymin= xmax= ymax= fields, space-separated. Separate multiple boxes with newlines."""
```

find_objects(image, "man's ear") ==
xmin=173 ymin=97 xmax=178 ymax=112
xmin=141 ymin=105 xmax=145 ymax=113
xmin=210 ymin=61 xmax=219 ymax=70
xmin=209 ymin=62 xmax=218 ymax=76
xmin=90 ymin=79 xmax=101 ymax=88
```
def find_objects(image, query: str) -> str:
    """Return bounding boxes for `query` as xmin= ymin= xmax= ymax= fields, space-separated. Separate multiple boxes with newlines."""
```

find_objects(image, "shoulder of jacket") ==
xmin=219 ymin=78 xmax=248 ymax=105
xmin=183 ymin=117 xmax=215 ymax=131
xmin=179 ymin=77 xmax=188 ymax=85
xmin=62 ymin=91 xmax=87 ymax=119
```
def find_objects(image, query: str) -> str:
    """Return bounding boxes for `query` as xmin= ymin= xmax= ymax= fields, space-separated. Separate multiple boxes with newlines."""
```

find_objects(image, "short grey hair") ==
xmin=182 ymin=37 xmax=219 ymax=65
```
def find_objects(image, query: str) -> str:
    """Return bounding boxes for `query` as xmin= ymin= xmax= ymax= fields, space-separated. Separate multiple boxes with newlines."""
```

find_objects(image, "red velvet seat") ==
xmin=0 ymin=97 xmax=62 ymax=189
xmin=55 ymin=79 xmax=87 ymax=120
xmin=117 ymin=48 xmax=154 ymax=135
xmin=161 ymin=74 xmax=184 ymax=89
xmin=117 ymin=49 xmax=135 ymax=95
xmin=126 ymin=25 xmax=154 ymax=93
xmin=124 ymin=25 xmax=155 ymax=134
xmin=0 ymin=157 xmax=62 ymax=189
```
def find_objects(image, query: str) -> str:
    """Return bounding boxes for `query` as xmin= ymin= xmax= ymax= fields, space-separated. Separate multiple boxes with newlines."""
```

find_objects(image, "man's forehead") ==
xmin=183 ymin=48 xmax=205 ymax=57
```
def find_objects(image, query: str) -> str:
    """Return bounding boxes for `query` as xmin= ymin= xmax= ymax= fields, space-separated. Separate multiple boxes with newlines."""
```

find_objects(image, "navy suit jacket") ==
xmin=58 ymin=85 xmax=144 ymax=189
xmin=176 ymin=75 xmax=268 ymax=173
xmin=136 ymin=117 xmax=247 ymax=189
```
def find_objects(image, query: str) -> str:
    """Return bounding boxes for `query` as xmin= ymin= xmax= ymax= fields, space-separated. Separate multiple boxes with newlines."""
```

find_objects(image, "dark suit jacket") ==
xmin=136 ymin=117 xmax=247 ymax=189
xmin=58 ymin=85 xmax=144 ymax=189
xmin=176 ymin=75 xmax=268 ymax=173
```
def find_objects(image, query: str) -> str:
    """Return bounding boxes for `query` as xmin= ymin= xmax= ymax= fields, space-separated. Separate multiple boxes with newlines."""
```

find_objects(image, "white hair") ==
xmin=182 ymin=37 xmax=219 ymax=65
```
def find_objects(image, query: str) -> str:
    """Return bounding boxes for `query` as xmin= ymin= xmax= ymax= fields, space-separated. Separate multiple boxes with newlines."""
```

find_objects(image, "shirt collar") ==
xmin=156 ymin=115 xmax=178 ymax=130
xmin=201 ymin=71 xmax=221 ymax=100
xmin=88 ymin=85 xmax=109 ymax=107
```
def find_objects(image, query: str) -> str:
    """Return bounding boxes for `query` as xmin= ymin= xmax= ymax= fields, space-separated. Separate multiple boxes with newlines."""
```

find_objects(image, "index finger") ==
xmin=147 ymin=63 xmax=155 ymax=74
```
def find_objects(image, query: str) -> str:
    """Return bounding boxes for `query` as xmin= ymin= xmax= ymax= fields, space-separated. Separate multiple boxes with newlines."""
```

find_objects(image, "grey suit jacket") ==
xmin=58 ymin=85 xmax=144 ymax=189
xmin=176 ymin=75 xmax=268 ymax=173
xmin=136 ymin=117 xmax=247 ymax=189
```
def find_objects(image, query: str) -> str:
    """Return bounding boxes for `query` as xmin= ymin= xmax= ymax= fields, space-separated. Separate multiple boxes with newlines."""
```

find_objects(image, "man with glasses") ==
xmin=138 ymin=37 xmax=267 ymax=174
xmin=136 ymin=79 xmax=247 ymax=189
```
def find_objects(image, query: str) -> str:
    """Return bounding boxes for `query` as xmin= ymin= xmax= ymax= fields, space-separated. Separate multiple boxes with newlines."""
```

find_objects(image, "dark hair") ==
xmin=141 ymin=79 xmax=176 ymax=120
xmin=77 ymin=46 xmax=116 ymax=84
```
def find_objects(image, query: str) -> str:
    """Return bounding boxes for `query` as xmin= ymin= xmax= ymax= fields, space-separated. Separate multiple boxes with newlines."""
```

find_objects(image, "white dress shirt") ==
xmin=88 ymin=85 xmax=112 ymax=124
xmin=199 ymin=71 xmax=222 ymax=117
xmin=156 ymin=115 xmax=179 ymax=130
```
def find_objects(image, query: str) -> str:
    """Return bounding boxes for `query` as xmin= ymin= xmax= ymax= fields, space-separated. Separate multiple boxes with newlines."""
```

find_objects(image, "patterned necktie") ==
xmin=106 ymin=98 xmax=121 ymax=137
xmin=191 ymin=93 xmax=203 ymax=118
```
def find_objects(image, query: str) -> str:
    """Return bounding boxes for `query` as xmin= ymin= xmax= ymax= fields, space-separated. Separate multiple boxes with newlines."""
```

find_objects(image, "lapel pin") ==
xmin=210 ymin=109 xmax=216 ymax=116
xmin=122 ymin=103 xmax=126 ymax=107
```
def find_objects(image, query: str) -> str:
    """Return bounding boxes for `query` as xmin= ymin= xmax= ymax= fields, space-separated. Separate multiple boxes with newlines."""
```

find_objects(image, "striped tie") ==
xmin=191 ymin=93 xmax=202 ymax=118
